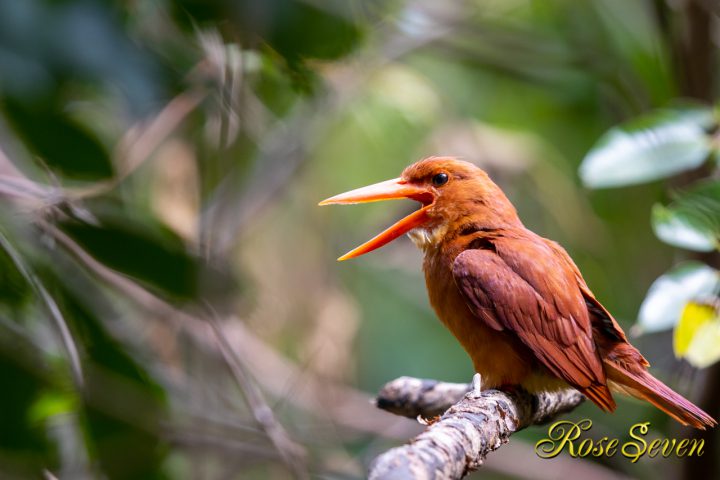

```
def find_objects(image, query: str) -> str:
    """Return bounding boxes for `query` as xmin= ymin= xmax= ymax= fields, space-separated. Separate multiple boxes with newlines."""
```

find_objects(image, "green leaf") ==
xmin=0 ymin=236 xmax=32 ymax=309
xmin=28 ymin=390 xmax=78 ymax=424
xmin=3 ymin=98 xmax=113 ymax=181
xmin=170 ymin=0 xmax=364 ymax=92
xmin=60 ymin=217 xmax=198 ymax=300
xmin=57 ymin=282 xmax=168 ymax=480
xmin=175 ymin=0 xmax=364 ymax=61
xmin=580 ymin=108 xmax=714 ymax=188
xmin=674 ymin=301 xmax=720 ymax=368
xmin=651 ymin=180 xmax=720 ymax=252
xmin=0 ymin=332 xmax=58 ymax=476
xmin=636 ymin=261 xmax=720 ymax=334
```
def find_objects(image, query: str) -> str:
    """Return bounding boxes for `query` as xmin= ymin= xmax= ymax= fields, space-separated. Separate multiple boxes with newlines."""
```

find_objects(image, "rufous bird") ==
xmin=320 ymin=157 xmax=716 ymax=429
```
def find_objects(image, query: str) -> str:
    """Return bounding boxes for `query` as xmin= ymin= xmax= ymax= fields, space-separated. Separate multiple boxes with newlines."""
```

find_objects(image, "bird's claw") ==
xmin=417 ymin=414 xmax=441 ymax=426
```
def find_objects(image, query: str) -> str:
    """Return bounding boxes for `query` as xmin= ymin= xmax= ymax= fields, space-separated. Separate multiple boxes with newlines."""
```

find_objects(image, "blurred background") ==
xmin=0 ymin=0 xmax=718 ymax=479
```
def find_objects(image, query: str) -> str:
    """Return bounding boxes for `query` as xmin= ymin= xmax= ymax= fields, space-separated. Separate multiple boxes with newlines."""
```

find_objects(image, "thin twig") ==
xmin=115 ymin=89 xmax=208 ymax=178
xmin=69 ymin=88 xmax=207 ymax=200
xmin=216 ymin=321 xmax=420 ymax=439
xmin=37 ymin=221 xmax=309 ymax=477
xmin=0 ymin=230 xmax=84 ymax=388
xmin=42 ymin=470 xmax=59 ymax=480
xmin=38 ymin=219 xmax=418 ymax=438
xmin=205 ymin=308 xmax=309 ymax=478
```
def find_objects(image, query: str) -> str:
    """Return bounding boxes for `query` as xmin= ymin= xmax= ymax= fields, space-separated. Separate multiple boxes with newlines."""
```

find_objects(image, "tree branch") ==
xmin=370 ymin=374 xmax=584 ymax=479
xmin=375 ymin=376 xmax=472 ymax=419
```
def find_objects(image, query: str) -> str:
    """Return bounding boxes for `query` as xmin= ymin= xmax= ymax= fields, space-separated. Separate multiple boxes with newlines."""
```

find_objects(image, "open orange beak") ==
xmin=319 ymin=178 xmax=434 ymax=261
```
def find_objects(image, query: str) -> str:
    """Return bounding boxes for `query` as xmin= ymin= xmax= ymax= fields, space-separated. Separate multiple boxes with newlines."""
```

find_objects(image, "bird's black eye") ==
xmin=432 ymin=172 xmax=449 ymax=186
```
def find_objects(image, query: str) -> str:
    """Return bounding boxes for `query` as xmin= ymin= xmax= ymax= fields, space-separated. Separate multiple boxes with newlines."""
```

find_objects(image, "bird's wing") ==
xmin=452 ymin=238 xmax=615 ymax=410
xmin=541 ymin=238 xmax=649 ymax=369
xmin=541 ymin=239 xmax=630 ymax=343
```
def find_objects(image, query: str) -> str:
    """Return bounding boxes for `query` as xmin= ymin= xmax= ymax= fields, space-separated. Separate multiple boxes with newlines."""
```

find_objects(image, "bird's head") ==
xmin=319 ymin=156 xmax=520 ymax=260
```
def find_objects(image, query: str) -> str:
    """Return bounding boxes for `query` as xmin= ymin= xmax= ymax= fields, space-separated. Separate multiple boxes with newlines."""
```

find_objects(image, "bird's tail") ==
xmin=604 ymin=360 xmax=716 ymax=430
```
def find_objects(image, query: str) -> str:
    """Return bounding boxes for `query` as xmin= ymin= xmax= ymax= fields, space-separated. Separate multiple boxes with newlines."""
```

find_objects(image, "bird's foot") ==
xmin=416 ymin=414 xmax=442 ymax=426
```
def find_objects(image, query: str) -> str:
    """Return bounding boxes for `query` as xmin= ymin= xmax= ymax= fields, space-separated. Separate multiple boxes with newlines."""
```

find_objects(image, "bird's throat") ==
xmin=408 ymin=223 xmax=449 ymax=251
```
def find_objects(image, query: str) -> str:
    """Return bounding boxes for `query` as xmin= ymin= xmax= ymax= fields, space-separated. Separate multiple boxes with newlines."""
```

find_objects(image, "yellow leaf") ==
xmin=685 ymin=321 xmax=720 ymax=368
xmin=674 ymin=302 xmax=714 ymax=356
xmin=674 ymin=301 xmax=720 ymax=368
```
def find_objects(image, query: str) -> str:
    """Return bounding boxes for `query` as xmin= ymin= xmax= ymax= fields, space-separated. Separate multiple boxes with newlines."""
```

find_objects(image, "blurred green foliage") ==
xmin=0 ymin=0 xmax=718 ymax=479
xmin=579 ymin=103 xmax=720 ymax=369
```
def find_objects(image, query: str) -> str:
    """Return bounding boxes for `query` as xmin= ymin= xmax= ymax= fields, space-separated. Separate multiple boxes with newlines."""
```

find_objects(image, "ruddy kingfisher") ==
xmin=320 ymin=156 xmax=715 ymax=429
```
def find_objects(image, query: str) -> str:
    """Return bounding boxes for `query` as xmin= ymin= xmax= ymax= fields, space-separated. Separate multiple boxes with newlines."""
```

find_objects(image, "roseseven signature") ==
xmin=535 ymin=420 xmax=704 ymax=462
